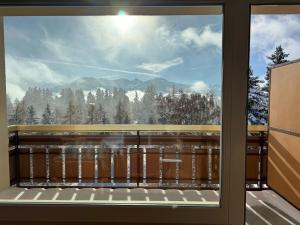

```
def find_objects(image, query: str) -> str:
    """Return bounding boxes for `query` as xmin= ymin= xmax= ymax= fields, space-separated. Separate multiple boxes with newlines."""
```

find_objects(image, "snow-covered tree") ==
xmin=95 ymin=104 xmax=109 ymax=124
xmin=260 ymin=45 xmax=290 ymax=125
xmin=131 ymin=91 xmax=141 ymax=123
xmin=263 ymin=45 xmax=289 ymax=93
xmin=86 ymin=91 xmax=95 ymax=105
xmin=6 ymin=95 xmax=15 ymax=125
xmin=140 ymin=84 xmax=158 ymax=123
xmin=13 ymin=99 xmax=27 ymax=124
xmin=26 ymin=105 xmax=38 ymax=124
xmin=63 ymin=100 xmax=81 ymax=124
xmin=248 ymin=67 xmax=268 ymax=125
xmin=86 ymin=103 xmax=96 ymax=124
xmin=114 ymin=100 xmax=130 ymax=124
xmin=42 ymin=104 xmax=54 ymax=124
xmin=95 ymin=88 xmax=104 ymax=107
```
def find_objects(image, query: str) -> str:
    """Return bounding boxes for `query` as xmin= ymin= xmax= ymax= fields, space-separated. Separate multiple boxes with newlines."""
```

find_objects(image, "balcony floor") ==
xmin=0 ymin=188 xmax=299 ymax=225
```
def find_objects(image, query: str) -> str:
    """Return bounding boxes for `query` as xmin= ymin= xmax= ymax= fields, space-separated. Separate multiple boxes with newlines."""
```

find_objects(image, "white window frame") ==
xmin=0 ymin=1 xmax=299 ymax=225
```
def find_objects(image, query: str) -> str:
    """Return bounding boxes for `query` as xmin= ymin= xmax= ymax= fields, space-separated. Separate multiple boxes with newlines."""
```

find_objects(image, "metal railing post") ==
xmin=29 ymin=147 xmax=34 ymax=184
xmin=159 ymin=147 xmax=163 ymax=187
xmin=13 ymin=131 xmax=20 ymax=187
xmin=94 ymin=147 xmax=98 ymax=183
xmin=62 ymin=147 xmax=66 ymax=184
xmin=45 ymin=146 xmax=50 ymax=184
xmin=137 ymin=130 xmax=141 ymax=187
xmin=143 ymin=147 xmax=147 ymax=184
xmin=208 ymin=148 xmax=213 ymax=187
xmin=175 ymin=146 xmax=180 ymax=185
xmin=126 ymin=146 xmax=131 ymax=184
xmin=110 ymin=147 xmax=115 ymax=185
xmin=258 ymin=131 xmax=265 ymax=190
xmin=191 ymin=146 xmax=196 ymax=185
xmin=78 ymin=147 xmax=82 ymax=183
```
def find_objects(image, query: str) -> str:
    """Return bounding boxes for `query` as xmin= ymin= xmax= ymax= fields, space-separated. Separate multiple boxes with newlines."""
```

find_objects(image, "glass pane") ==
xmin=3 ymin=12 xmax=223 ymax=206
xmin=246 ymin=7 xmax=300 ymax=225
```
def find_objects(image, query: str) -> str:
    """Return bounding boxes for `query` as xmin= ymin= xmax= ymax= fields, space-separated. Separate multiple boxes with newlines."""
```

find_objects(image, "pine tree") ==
xmin=156 ymin=93 xmax=169 ymax=124
xmin=248 ymin=67 xmax=268 ymax=125
xmin=173 ymin=89 xmax=189 ymax=124
xmin=131 ymin=91 xmax=141 ymax=123
xmin=74 ymin=89 xmax=85 ymax=124
xmin=6 ymin=95 xmax=15 ymax=125
xmin=95 ymin=104 xmax=109 ymax=124
xmin=86 ymin=92 xmax=96 ymax=105
xmin=263 ymin=45 xmax=289 ymax=92
xmin=114 ymin=100 xmax=130 ymax=124
xmin=26 ymin=105 xmax=38 ymax=124
xmin=63 ymin=101 xmax=81 ymax=124
xmin=42 ymin=104 xmax=54 ymax=124
xmin=86 ymin=103 xmax=96 ymax=124
xmin=262 ymin=46 xmax=289 ymax=125
xmin=13 ymin=99 xmax=27 ymax=124
xmin=95 ymin=88 xmax=105 ymax=111
xmin=141 ymin=84 xmax=158 ymax=123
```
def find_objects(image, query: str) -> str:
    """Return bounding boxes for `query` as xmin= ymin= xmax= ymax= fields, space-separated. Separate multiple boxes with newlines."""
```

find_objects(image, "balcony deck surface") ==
xmin=0 ymin=188 xmax=299 ymax=224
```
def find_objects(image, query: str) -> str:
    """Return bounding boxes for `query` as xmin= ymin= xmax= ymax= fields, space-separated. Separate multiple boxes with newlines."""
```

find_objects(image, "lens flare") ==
xmin=114 ymin=10 xmax=135 ymax=33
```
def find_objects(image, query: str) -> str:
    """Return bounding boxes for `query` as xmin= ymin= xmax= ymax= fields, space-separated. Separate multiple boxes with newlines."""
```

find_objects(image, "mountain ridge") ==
xmin=52 ymin=77 xmax=190 ymax=93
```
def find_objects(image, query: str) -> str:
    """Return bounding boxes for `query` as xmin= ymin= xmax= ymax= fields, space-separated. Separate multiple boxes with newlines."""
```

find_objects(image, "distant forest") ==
xmin=7 ymin=46 xmax=290 ymax=126
xmin=6 ymin=85 xmax=221 ymax=125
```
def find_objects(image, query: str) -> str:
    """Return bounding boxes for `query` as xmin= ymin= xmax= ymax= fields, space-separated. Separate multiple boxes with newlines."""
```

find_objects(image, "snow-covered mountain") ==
xmin=52 ymin=77 xmax=189 ymax=93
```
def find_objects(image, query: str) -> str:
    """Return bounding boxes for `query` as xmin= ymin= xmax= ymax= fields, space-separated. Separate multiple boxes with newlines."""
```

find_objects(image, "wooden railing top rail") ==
xmin=8 ymin=124 xmax=268 ymax=133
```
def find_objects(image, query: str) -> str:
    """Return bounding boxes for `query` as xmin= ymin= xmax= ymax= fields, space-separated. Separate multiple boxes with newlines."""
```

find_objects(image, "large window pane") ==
xmin=246 ymin=7 xmax=300 ymax=224
xmin=3 ymin=12 xmax=223 ymax=206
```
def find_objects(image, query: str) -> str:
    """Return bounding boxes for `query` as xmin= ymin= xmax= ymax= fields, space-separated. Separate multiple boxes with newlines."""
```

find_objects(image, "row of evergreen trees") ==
xmin=6 ymin=45 xmax=289 ymax=125
xmin=6 ymin=85 xmax=221 ymax=125
xmin=248 ymin=45 xmax=289 ymax=124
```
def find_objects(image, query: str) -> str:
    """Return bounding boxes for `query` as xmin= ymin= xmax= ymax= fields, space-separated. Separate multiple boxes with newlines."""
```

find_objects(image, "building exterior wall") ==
xmin=269 ymin=60 xmax=300 ymax=209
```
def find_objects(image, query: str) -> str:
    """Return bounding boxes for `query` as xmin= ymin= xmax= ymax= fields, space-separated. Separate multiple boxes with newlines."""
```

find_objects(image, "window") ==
xmin=246 ymin=6 xmax=300 ymax=218
xmin=3 ymin=8 xmax=223 ymax=206
xmin=0 ymin=3 xmax=252 ymax=225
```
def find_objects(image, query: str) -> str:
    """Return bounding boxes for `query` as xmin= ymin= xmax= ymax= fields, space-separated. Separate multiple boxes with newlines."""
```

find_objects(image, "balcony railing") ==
xmin=8 ymin=125 xmax=268 ymax=190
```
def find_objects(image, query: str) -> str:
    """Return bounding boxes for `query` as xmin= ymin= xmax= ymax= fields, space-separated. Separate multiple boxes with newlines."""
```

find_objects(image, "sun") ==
xmin=113 ymin=10 xmax=135 ymax=33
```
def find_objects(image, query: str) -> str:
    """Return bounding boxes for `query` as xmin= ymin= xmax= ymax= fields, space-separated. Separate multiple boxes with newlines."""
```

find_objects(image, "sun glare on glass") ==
xmin=114 ymin=10 xmax=135 ymax=33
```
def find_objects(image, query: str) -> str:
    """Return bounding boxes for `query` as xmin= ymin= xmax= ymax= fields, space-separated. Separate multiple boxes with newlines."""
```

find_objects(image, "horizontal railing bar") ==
xmin=17 ymin=151 xmax=221 ymax=155
xmin=18 ymin=178 xmax=220 ymax=181
xmin=15 ymin=144 xmax=222 ymax=149
xmin=20 ymin=177 xmax=219 ymax=180
xmin=17 ymin=184 xmax=220 ymax=190
xmin=8 ymin=124 xmax=268 ymax=133
xmin=16 ymin=146 xmax=220 ymax=150
xmin=9 ymin=136 xmax=265 ymax=146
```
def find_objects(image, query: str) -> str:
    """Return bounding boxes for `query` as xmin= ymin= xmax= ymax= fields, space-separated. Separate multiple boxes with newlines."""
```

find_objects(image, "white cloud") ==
xmin=6 ymin=83 xmax=26 ymax=100
xmin=181 ymin=26 xmax=222 ymax=49
xmin=155 ymin=26 xmax=183 ymax=49
xmin=15 ymin=57 xmax=160 ymax=79
xmin=81 ymin=16 xmax=159 ymax=62
xmin=137 ymin=57 xmax=184 ymax=73
xmin=251 ymin=15 xmax=300 ymax=61
xmin=82 ymin=17 xmax=222 ymax=63
xmin=42 ymin=39 xmax=72 ymax=62
xmin=190 ymin=81 xmax=209 ymax=93
xmin=40 ymin=25 xmax=72 ymax=62
xmin=6 ymin=55 xmax=64 ymax=85
xmin=5 ymin=55 xmax=65 ymax=100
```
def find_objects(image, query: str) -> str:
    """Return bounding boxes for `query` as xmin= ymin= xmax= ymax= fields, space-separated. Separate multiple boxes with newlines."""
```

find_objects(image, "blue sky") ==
xmin=4 ymin=14 xmax=300 ymax=100
xmin=250 ymin=15 xmax=300 ymax=77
